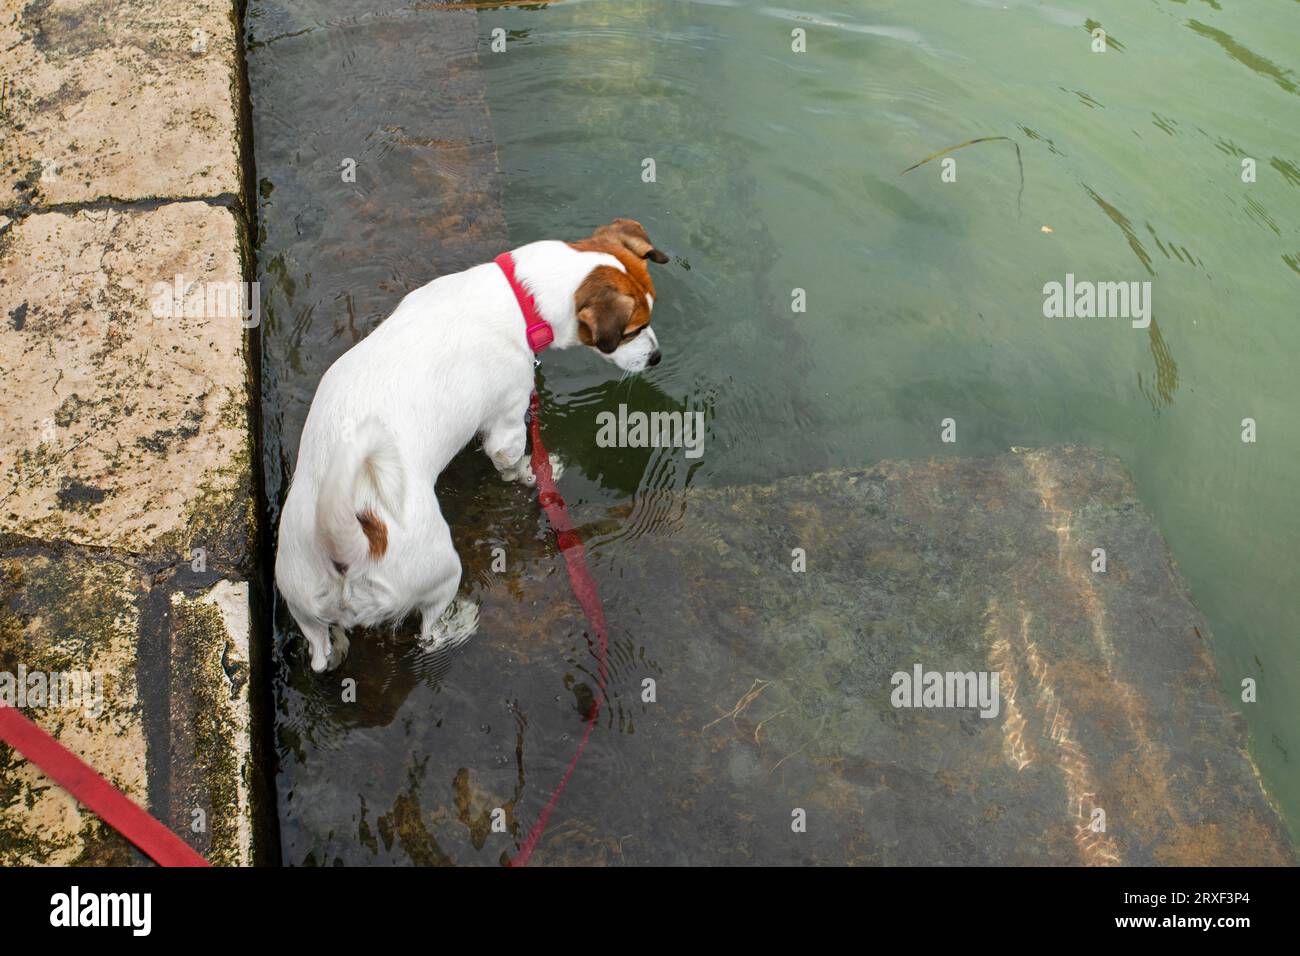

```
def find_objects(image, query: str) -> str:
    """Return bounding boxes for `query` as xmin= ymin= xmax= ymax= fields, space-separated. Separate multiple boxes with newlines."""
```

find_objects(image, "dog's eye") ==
xmin=621 ymin=327 xmax=643 ymax=342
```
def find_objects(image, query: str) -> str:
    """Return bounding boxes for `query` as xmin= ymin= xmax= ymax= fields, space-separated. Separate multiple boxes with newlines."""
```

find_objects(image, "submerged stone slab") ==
xmin=0 ymin=541 xmax=257 ymax=865
xmin=277 ymin=445 xmax=1293 ymax=866
xmin=0 ymin=204 xmax=255 ymax=569
xmin=1 ymin=0 xmax=243 ymax=207
xmin=632 ymin=447 xmax=1294 ymax=865
xmin=545 ymin=445 xmax=1291 ymax=865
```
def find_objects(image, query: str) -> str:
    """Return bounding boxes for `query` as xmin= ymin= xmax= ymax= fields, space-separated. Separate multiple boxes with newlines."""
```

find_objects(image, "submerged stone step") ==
xmin=281 ymin=445 xmax=1294 ymax=865
xmin=453 ymin=445 xmax=1292 ymax=865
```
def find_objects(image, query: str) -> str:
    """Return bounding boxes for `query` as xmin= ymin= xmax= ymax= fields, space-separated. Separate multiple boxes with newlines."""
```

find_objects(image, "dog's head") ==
xmin=569 ymin=218 xmax=669 ymax=373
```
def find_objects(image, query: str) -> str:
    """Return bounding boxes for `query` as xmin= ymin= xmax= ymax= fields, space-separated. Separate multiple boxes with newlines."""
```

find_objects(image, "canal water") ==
xmin=248 ymin=0 xmax=1299 ymax=863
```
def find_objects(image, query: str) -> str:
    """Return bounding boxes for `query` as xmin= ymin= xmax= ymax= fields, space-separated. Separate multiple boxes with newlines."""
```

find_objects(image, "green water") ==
xmin=250 ymin=0 xmax=1299 ymax=862
xmin=478 ymin=0 xmax=1299 ymax=832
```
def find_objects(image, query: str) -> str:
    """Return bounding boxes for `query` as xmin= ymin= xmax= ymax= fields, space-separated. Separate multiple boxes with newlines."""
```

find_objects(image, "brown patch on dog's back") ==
xmin=357 ymin=509 xmax=388 ymax=559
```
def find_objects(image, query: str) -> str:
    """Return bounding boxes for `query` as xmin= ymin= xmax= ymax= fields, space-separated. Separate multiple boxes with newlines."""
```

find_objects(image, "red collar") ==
xmin=495 ymin=252 xmax=554 ymax=353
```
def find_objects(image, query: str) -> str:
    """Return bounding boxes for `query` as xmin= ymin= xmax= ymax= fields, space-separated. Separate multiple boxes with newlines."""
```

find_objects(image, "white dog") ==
xmin=275 ymin=219 xmax=668 ymax=671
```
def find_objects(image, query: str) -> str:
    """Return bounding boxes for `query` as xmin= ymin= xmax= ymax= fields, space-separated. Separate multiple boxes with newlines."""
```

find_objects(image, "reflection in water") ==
xmin=1139 ymin=319 xmax=1180 ymax=413
xmin=1082 ymin=19 xmax=1125 ymax=53
xmin=1083 ymin=185 xmax=1155 ymax=276
xmin=1187 ymin=19 xmax=1298 ymax=95
xmin=1082 ymin=186 xmax=1181 ymax=411
xmin=1272 ymin=157 xmax=1300 ymax=187
xmin=1144 ymin=224 xmax=1203 ymax=270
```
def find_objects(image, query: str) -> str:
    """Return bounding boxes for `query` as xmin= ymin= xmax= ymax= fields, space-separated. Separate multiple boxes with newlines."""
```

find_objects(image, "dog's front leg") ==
xmin=483 ymin=411 xmax=565 ymax=486
xmin=483 ymin=416 xmax=533 ymax=485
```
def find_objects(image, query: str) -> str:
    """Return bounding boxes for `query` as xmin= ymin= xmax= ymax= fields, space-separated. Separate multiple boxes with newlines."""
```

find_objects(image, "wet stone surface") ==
xmin=251 ymin=1 xmax=1298 ymax=866
xmin=281 ymin=445 xmax=1293 ymax=865
xmin=251 ymin=2 xmax=507 ymax=505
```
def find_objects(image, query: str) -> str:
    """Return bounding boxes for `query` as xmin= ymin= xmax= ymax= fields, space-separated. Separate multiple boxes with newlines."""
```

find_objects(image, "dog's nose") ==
xmin=647 ymin=349 xmax=662 ymax=367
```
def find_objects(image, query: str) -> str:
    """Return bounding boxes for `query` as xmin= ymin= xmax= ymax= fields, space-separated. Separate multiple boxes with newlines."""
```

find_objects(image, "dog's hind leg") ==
xmin=421 ymin=595 xmax=480 ymax=653
xmin=296 ymin=616 xmax=333 ymax=673
xmin=327 ymin=624 xmax=351 ymax=670
xmin=416 ymin=535 xmax=479 ymax=653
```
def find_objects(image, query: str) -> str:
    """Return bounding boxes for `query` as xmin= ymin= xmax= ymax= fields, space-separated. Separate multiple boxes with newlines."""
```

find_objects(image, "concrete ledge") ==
xmin=163 ymin=577 xmax=253 ymax=866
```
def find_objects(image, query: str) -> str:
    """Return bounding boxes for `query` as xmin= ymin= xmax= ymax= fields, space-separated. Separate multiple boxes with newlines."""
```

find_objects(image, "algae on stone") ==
xmin=165 ymin=581 xmax=254 ymax=866
xmin=0 ymin=547 xmax=147 ymax=866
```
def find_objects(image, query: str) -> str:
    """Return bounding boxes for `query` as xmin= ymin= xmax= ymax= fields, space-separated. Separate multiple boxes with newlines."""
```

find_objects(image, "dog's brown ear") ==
xmin=576 ymin=267 xmax=637 ymax=353
xmin=592 ymin=218 xmax=670 ymax=264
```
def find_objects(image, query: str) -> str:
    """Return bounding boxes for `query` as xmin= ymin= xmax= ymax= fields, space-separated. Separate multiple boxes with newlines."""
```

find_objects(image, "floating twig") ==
xmin=901 ymin=136 xmax=1024 ymax=217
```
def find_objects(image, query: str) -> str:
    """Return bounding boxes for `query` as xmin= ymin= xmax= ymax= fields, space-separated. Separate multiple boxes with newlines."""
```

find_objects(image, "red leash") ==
xmin=495 ymin=251 xmax=611 ymax=865
xmin=0 ymin=704 xmax=209 ymax=866
xmin=507 ymin=391 xmax=611 ymax=866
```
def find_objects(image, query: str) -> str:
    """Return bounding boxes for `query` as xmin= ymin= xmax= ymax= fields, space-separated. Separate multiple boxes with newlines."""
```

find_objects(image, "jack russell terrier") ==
xmin=275 ymin=218 xmax=668 ymax=671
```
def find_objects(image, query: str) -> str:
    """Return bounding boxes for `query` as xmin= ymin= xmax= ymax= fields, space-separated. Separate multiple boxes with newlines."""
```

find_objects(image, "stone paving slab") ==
xmin=0 ymin=543 xmax=146 ymax=865
xmin=0 ymin=202 xmax=255 ymax=569
xmin=0 ymin=94 xmax=260 ymax=867
xmin=0 ymin=542 xmax=257 ymax=865
xmin=1 ymin=0 xmax=244 ymax=208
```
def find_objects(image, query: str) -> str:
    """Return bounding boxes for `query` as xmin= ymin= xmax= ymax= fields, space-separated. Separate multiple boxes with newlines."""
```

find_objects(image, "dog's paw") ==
xmin=500 ymin=458 xmax=535 ymax=487
xmin=418 ymin=596 xmax=480 ymax=653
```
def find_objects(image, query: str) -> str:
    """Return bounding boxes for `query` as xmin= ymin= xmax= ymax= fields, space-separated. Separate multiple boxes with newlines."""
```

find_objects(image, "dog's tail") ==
xmin=315 ymin=416 xmax=405 ymax=572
